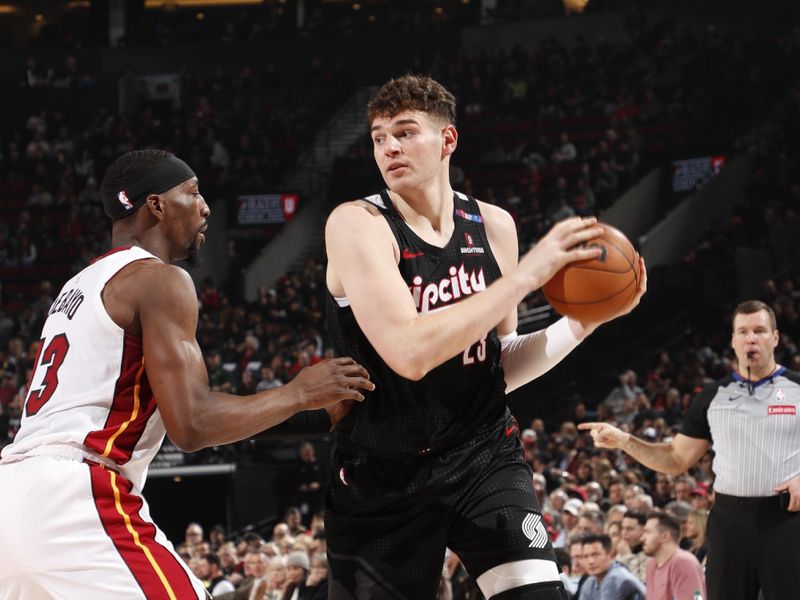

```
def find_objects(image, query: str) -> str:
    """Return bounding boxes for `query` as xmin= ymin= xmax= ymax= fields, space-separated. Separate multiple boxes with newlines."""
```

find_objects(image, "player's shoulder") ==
xmin=781 ymin=368 xmax=800 ymax=386
xmin=114 ymin=259 xmax=195 ymax=305
xmin=328 ymin=198 xmax=385 ymax=223
xmin=326 ymin=197 xmax=393 ymax=245
xmin=474 ymin=198 xmax=516 ymax=234
xmin=691 ymin=374 xmax=735 ymax=406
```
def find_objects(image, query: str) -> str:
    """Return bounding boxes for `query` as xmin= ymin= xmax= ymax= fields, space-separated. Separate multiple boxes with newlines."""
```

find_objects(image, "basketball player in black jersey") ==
xmin=324 ymin=75 xmax=647 ymax=600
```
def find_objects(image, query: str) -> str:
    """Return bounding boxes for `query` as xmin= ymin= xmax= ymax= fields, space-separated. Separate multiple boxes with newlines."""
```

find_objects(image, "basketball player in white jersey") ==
xmin=0 ymin=149 xmax=374 ymax=600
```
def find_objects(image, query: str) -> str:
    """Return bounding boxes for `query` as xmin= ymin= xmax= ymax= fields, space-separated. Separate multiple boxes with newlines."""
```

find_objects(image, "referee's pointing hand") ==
xmin=578 ymin=422 xmax=629 ymax=450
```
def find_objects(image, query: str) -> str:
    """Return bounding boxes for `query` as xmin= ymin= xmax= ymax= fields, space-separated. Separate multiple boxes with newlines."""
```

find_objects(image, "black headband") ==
xmin=103 ymin=155 xmax=197 ymax=221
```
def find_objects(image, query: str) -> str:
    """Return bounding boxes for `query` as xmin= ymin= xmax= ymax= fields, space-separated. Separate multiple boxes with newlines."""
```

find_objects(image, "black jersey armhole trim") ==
xmin=457 ymin=194 xmax=504 ymax=281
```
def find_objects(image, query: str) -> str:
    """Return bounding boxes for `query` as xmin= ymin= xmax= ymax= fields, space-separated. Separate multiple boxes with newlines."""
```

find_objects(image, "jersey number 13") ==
xmin=25 ymin=333 xmax=70 ymax=417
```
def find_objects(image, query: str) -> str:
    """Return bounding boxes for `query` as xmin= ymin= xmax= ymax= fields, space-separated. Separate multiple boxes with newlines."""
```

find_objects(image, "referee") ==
xmin=579 ymin=300 xmax=800 ymax=600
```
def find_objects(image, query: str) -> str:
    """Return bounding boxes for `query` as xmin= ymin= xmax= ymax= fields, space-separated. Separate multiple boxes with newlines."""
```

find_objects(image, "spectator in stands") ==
xmin=563 ymin=536 xmax=588 ymax=598
xmin=294 ymin=441 xmax=324 ymax=526
xmin=205 ymin=552 xmax=236 ymax=596
xmin=622 ymin=484 xmax=644 ymax=511
xmin=616 ymin=511 xmax=648 ymax=582
xmin=263 ymin=556 xmax=288 ymax=600
xmin=302 ymin=554 xmax=328 ymax=600
xmin=604 ymin=370 xmax=643 ymax=417
xmin=554 ymin=497 xmax=584 ymax=547
xmin=207 ymin=349 xmax=234 ymax=392
xmin=606 ymin=504 xmax=627 ymax=525
xmin=256 ymin=366 xmax=284 ymax=391
xmin=209 ymin=524 xmax=227 ymax=551
xmin=185 ymin=522 xmax=205 ymax=553
xmin=642 ymin=513 xmax=706 ymax=600
xmin=281 ymin=551 xmax=310 ymax=600
xmin=606 ymin=520 xmax=622 ymax=554
xmin=652 ymin=473 xmax=675 ymax=507
xmin=673 ymin=475 xmax=696 ymax=503
xmin=580 ymin=534 xmax=645 ymax=600
xmin=218 ymin=542 xmax=243 ymax=584
xmin=576 ymin=507 xmax=606 ymax=537
xmin=607 ymin=479 xmax=625 ymax=506
xmin=283 ymin=506 xmax=305 ymax=537
xmin=217 ymin=550 xmax=268 ymax=600
xmin=683 ymin=508 xmax=709 ymax=565
xmin=689 ymin=484 xmax=712 ymax=511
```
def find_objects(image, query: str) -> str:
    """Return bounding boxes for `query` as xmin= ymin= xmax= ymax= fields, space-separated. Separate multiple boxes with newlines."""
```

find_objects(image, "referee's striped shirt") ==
xmin=681 ymin=367 xmax=800 ymax=497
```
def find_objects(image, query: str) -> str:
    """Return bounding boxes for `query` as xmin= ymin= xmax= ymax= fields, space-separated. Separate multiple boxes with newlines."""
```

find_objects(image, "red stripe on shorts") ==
xmin=89 ymin=463 xmax=198 ymax=599
xmin=84 ymin=333 xmax=158 ymax=463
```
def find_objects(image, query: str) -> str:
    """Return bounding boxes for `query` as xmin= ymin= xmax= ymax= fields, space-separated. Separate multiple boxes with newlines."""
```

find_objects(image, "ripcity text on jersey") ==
xmin=2 ymin=246 xmax=164 ymax=490
xmin=325 ymin=190 xmax=508 ymax=459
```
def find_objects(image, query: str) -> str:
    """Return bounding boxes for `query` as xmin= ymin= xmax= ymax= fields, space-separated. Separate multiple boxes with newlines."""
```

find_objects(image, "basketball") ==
xmin=542 ymin=223 xmax=640 ymax=323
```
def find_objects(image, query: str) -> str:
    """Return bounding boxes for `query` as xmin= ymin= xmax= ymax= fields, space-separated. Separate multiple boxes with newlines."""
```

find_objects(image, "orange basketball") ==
xmin=542 ymin=223 xmax=640 ymax=323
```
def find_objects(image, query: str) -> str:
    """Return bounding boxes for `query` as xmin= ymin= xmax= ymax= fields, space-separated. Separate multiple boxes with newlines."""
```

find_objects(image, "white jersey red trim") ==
xmin=2 ymin=246 xmax=165 ymax=490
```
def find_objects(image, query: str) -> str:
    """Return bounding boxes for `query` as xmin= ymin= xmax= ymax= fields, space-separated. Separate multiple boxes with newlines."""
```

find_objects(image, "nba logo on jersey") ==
xmin=117 ymin=190 xmax=133 ymax=209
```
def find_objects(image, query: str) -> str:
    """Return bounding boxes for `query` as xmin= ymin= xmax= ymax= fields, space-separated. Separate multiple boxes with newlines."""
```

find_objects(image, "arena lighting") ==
xmin=144 ymin=0 xmax=263 ymax=8
xmin=0 ymin=4 xmax=18 ymax=14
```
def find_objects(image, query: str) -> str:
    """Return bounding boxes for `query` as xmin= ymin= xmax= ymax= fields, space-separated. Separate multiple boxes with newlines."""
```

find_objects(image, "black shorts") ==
xmin=325 ymin=414 xmax=559 ymax=600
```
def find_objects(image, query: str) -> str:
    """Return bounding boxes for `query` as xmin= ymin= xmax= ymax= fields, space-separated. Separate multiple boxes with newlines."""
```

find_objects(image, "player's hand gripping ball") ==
xmin=542 ymin=223 xmax=640 ymax=323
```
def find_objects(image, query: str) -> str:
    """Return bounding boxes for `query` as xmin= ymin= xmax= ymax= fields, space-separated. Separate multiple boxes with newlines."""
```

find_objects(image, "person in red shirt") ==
xmin=643 ymin=512 xmax=706 ymax=600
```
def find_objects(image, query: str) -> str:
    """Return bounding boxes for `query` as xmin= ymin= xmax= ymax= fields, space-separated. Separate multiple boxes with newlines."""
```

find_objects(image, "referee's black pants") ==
xmin=707 ymin=492 xmax=800 ymax=600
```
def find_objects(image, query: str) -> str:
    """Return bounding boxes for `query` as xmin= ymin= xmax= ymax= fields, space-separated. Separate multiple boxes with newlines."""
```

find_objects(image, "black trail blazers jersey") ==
xmin=325 ymin=190 xmax=508 ymax=459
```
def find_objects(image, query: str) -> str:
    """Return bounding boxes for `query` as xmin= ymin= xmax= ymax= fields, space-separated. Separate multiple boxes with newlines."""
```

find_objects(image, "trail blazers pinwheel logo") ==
xmin=522 ymin=513 xmax=548 ymax=548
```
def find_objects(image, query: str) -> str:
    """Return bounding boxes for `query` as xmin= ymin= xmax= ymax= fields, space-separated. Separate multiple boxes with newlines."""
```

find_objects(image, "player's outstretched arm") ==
xmin=578 ymin=422 xmax=709 ymax=475
xmin=326 ymin=203 xmax=603 ymax=380
xmin=138 ymin=263 xmax=374 ymax=452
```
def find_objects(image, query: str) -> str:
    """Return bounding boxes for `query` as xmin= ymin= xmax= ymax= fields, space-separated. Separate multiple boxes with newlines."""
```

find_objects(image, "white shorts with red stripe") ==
xmin=0 ymin=454 xmax=207 ymax=600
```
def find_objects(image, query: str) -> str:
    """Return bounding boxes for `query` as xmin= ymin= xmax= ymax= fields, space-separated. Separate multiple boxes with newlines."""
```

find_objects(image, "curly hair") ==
xmin=367 ymin=75 xmax=456 ymax=126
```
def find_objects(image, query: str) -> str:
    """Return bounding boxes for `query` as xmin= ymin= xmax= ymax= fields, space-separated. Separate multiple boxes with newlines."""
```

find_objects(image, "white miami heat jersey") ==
xmin=2 ymin=246 xmax=166 ymax=490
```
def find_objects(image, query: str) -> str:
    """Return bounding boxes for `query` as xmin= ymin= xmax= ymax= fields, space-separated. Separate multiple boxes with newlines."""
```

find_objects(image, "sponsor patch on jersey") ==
xmin=460 ymin=231 xmax=485 ymax=254
xmin=454 ymin=208 xmax=483 ymax=223
xmin=768 ymin=405 xmax=796 ymax=415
